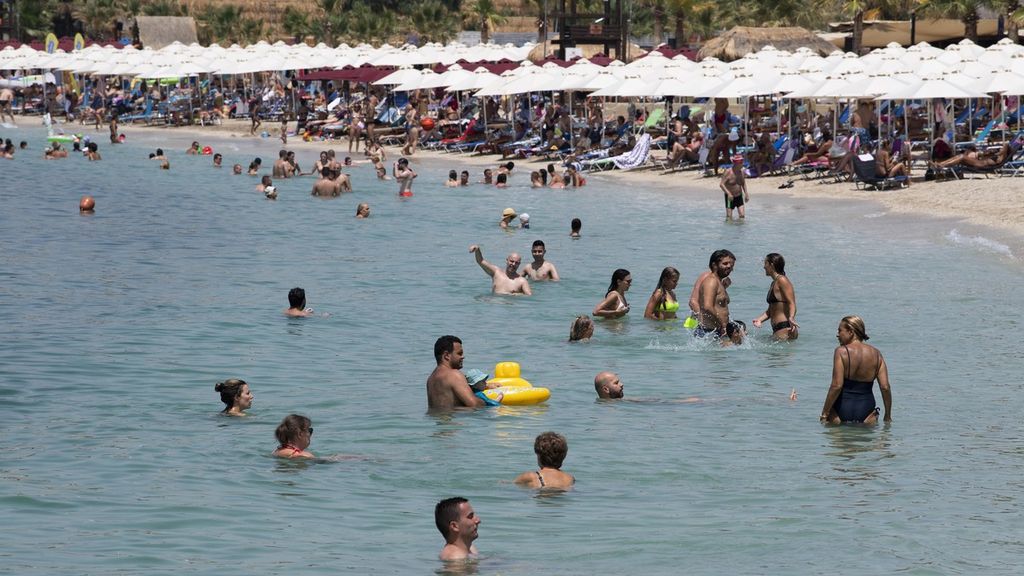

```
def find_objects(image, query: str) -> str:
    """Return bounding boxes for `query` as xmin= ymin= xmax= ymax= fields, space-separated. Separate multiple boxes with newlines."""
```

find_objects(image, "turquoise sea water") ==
xmin=2 ymin=125 xmax=1023 ymax=575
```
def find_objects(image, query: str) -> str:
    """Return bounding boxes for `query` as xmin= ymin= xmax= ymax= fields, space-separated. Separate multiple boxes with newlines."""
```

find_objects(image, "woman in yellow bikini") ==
xmin=644 ymin=267 xmax=681 ymax=320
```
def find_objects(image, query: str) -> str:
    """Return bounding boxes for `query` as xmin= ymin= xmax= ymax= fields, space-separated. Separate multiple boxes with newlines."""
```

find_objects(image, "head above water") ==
xmin=569 ymin=315 xmax=594 ymax=342
xmin=606 ymin=268 xmax=631 ymax=295
xmin=214 ymin=378 xmax=248 ymax=411
xmin=288 ymin=287 xmax=306 ymax=309
xmin=534 ymin=431 xmax=568 ymax=469
xmin=765 ymin=252 xmax=786 ymax=275
xmin=274 ymin=414 xmax=311 ymax=447
xmin=433 ymin=335 xmax=463 ymax=364
xmin=594 ymin=371 xmax=623 ymax=399
xmin=708 ymin=249 xmax=736 ymax=269
xmin=435 ymin=497 xmax=470 ymax=541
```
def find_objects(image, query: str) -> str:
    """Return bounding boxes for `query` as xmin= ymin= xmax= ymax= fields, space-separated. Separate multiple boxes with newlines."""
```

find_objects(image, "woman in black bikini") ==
xmin=820 ymin=316 xmax=892 ymax=424
xmin=272 ymin=414 xmax=315 ymax=458
xmin=752 ymin=253 xmax=798 ymax=340
xmin=514 ymin=432 xmax=575 ymax=489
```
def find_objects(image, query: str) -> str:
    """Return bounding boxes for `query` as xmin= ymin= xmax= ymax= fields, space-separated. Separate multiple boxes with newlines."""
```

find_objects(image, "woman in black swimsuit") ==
xmin=752 ymin=253 xmax=798 ymax=340
xmin=820 ymin=316 xmax=892 ymax=424
xmin=513 ymin=432 xmax=575 ymax=489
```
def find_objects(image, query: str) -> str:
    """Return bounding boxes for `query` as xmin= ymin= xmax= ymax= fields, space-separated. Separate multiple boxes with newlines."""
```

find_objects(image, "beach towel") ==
xmin=612 ymin=134 xmax=652 ymax=171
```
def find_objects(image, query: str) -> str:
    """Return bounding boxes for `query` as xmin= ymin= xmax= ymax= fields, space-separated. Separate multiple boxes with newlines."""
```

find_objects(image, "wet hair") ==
xmin=547 ymin=163 xmax=555 ymax=175
xmin=532 ymin=240 xmax=545 ymax=249
xmin=279 ymin=149 xmax=288 ymax=158
xmin=261 ymin=175 xmax=272 ymax=185
xmin=496 ymin=173 xmax=507 ymax=184
xmin=562 ymin=174 xmax=571 ymax=185
xmin=356 ymin=203 xmax=369 ymax=215
xmin=288 ymin=287 xmax=306 ymax=309
xmin=460 ymin=170 xmax=469 ymax=177
xmin=569 ymin=315 xmax=594 ymax=342
xmin=708 ymin=249 xmax=736 ymax=269
xmin=214 ymin=378 xmax=247 ymax=411
xmin=448 ymin=170 xmax=457 ymax=180
xmin=727 ymin=319 xmax=747 ymax=337
xmin=535 ymin=431 xmax=569 ymax=469
xmin=505 ymin=161 xmax=514 ymax=170
xmin=274 ymin=414 xmax=311 ymax=446
xmin=435 ymin=497 xmax=468 ymax=539
xmin=149 ymin=152 xmax=155 ymax=158
xmin=606 ymin=268 xmax=631 ymax=296
xmin=840 ymin=315 xmax=870 ymax=341
xmin=765 ymin=253 xmax=786 ymax=275
xmin=483 ymin=168 xmax=492 ymax=174
xmin=530 ymin=170 xmax=541 ymax=182
xmin=571 ymin=218 xmax=581 ymax=232
xmin=539 ymin=170 xmax=548 ymax=185
xmin=156 ymin=148 xmax=163 ymax=156
xmin=654 ymin=266 xmax=680 ymax=311
xmin=19 ymin=141 xmax=27 ymax=149
xmin=87 ymin=142 xmax=98 ymax=152
xmin=213 ymin=153 xmax=222 ymax=160
xmin=433 ymin=335 xmax=462 ymax=363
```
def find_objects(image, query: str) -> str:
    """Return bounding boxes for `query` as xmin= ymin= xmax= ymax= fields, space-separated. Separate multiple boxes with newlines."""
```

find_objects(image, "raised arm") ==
xmin=877 ymin=355 xmax=892 ymax=422
xmin=469 ymin=245 xmax=497 ymax=277
xmin=820 ymin=347 xmax=845 ymax=423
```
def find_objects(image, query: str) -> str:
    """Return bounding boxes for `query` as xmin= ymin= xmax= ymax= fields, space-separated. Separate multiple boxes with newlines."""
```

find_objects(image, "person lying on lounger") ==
xmin=932 ymin=142 xmax=1014 ymax=170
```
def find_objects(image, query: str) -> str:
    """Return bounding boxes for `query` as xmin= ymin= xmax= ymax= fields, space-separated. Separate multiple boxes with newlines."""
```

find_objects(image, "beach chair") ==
xmin=611 ymin=133 xmax=653 ymax=171
xmin=121 ymin=98 xmax=155 ymax=124
xmin=636 ymin=108 xmax=665 ymax=136
xmin=853 ymin=153 xmax=907 ymax=190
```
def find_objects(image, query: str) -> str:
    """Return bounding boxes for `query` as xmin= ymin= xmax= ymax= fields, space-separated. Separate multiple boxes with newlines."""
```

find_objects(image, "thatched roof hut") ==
xmin=135 ymin=16 xmax=198 ymax=49
xmin=697 ymin=26 xmax=838 ymax=61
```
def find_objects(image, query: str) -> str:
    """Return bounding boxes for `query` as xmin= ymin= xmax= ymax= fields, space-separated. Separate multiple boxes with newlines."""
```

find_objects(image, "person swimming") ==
xmin=513 ymin=431 xmax=575 ymax=489
xmin=820 ymin=315 xmax=892 ymax=424
xmin=644 ymin=266 xmax=681 ymax=320
xmin=214 ymin=378 xmax=253 ymax=416
xmin=272 ymin=414 xmax=315 ymax=458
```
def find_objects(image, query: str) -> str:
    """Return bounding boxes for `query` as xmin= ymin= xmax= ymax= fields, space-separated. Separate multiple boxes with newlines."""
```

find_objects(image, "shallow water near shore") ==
xmin=3 ymin=124 xmax=1024 ymax=574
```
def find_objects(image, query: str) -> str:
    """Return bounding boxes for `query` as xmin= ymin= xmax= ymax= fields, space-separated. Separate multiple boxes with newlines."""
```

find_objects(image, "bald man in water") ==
xmin=594 ymin=371 xmax=623 ymax=399
xmin=469 ymin=245 xmax=531 ymax=295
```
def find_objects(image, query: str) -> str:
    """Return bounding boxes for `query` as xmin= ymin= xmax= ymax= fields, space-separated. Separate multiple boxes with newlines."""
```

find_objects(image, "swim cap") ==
xmin=519 ymin=213 xmax=530 ymax=222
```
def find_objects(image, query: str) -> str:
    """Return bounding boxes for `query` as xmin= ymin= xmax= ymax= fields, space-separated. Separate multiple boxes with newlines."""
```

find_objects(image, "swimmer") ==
xmin=464 ymin=368 xmax=501 ymax=406
xmin=152 ymin=148 xmax=167 ymax=161
xmin=264 ymin=185 xmax=278 ymax=200
xmin=570 ymin=217 xmax=581 ymax=238
xmin=257 ymin=175 xmax=272 ymax=193
xmin=248 ymin=157 xmax=262 ymax=175
xmin=45 ymin=142 xmax=68 ymax=159
xmin=355 ymin=203 xmax=370 ymax=219
xmin=445 ymin=170 xmax=459 ymax=187
xmin=499 ymin=207 xmax=517 ymax=228
xmin=214 ymin=378 xmax=253 ymax=416
xmin=427 ymin=335 xmax=487 ymax=410
xmin=186 ymin=141 xmax=200 ymax=155
xmin=821 ymin=315 xmax=892 ymax=424
xmin=311 ymin=167 xmax=340 ymax=197
xmin=85 ymin=142 xmax=101 ymax=161
xmin=469 ymin=245 xmax=532 ymax=295
xmin=272 ymin=414 xmax=315 ymax=458
xmin=696 ymin=249 xmax=742 ymax=343
xmin=497 ymin=161 xmax=514 ymax=176
xmin=495 ymin=173 xmax=508 ymax=188
xmin=394 ymin=157 xmax=416 ymax=196
xmin=232 ymin=164 xmax=243 ymax=175
xmin=212 ymin=153 xmax=223 ymax=167
xmin=752 ymin=253 xmax=799 ymax=340
xmin=594 ymin=371 xmax=624 ymax=399
xmin=518 ymin=213 xmax=530 ymax=229
xmin=79 ymin=195 xmax=95 ymax=213
xmin=522 ymin=240 xmax=560 ymax=281
xmin=513 ymin=431 xmax=575 ymax=489
xmin=569 ymin=315 xmax=595 ymax=342
xmin=284 ymin=287 xmax=313 ymax=317
xmin=160 ymin=159 xmax=170 ymax=170
xmin=479 ymin=168 xmax=493 ymax=184
xmin=530 ymin=171 xmax=543 ymax=188
xmin=459 ymin=170 xmax=470 ymax=186
xmin=273 ymin=149 xmax=290 ymax=178
xmin=688 ymin=252 xmax=733 ymax=326
xmin=644 ymin=266 xmax=681 ymax=320
xmin=436 ymin=497 xmax=481 ymax=561
xmin=593 ymin=269 xmax=631 ymax=319
xmin=371 ymin=153 xmax=389 ymax=180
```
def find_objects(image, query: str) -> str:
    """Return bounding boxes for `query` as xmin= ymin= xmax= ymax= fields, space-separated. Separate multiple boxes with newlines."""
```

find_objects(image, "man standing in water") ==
xmin=696 ymin=249 xmax=743 ymax=342
xmin=720 ymin=155 xmax=749 ymax=220
xmin=435 ymin=497 xmax=481 ymax=560
xmin=394 ymin=157 xmax=416 ymax=197
xmin=469 ymin=245 xmax=532 ymax=295
xmin=427 ymin=336 xmax=486 ymax=410
xmin=522 ymin=240 xmax=560 ymax=281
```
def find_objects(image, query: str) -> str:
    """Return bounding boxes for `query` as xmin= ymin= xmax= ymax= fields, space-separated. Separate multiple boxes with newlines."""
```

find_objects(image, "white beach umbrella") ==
xmin=372 ymin=65 xmax=421 ymax=86
xmin=445 ymin=67 xmax=501 ymax=92
xmin=590 ymin=73 xmax=657 ymax=97
xmin=878 ymin=75 xmax=989 ymax=100
xmin=393 ymin=69 xmax=442 ymax=92
xmin=784 ymin=75 xmax=856 ymax=99
xmin=972 ymin=69 xmax=1024 ymax=95
xmin=702 ymin=73 xmax=774 ymax=98
xmin=843 ymin=73 xmax=909 ymax=98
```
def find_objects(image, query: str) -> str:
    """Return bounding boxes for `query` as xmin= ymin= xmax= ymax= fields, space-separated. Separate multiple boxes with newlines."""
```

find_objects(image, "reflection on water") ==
xmin=823 ymin=423 xmax=895 ymax=484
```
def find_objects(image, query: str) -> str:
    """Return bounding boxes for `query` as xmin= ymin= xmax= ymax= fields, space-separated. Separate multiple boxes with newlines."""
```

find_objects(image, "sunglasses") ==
xmin=308 ymin=427 xmax=314 ymax=435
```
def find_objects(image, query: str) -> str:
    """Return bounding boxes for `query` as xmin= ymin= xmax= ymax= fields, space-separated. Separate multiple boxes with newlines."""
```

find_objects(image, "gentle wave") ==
xmin=947 ymin=229 xmax=1014 ymax=258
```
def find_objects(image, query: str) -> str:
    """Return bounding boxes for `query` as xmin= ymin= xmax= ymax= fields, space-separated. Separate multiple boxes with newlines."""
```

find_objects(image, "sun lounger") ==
xmin=853 ymin=153 xmax=908 ymax=190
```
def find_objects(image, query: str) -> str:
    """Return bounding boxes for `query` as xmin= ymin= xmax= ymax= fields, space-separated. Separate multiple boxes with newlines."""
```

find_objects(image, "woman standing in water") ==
xmin=644 ymin=266 xmax=681 ymax=320
xmin=752 ymin=253 xmax=798 ymax=340
xmin=820 ymin=316 xmax=892 ymax=424
xmin=215 ymin=378 xmax=253 ymax=416
xmin=593 ymin=269 xmax=631 ymax=319
xmin=272 ymin=414 xmax=315 ymax=458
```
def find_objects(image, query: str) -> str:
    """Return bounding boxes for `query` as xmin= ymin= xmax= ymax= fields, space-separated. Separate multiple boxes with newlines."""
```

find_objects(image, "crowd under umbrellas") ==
xmin=4 ymin=37 xmax=1024 ymax=154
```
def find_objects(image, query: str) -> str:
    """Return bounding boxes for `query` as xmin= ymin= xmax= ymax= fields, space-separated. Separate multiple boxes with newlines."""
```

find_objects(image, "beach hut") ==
xmin=697 ymin=27 xmax=838 ymax=62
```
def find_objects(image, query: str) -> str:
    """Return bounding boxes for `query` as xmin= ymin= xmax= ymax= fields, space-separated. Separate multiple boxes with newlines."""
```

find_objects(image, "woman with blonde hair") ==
xmin=820 ymin=316 xmax=892 ymax=424
xmin=644 ymin=266 xmax=681 ymax=320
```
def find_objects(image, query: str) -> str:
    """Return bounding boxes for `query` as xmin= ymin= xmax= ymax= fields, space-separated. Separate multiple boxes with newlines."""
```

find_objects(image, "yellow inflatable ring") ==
xmin=482 ymin=362 xmax=551 ymax=405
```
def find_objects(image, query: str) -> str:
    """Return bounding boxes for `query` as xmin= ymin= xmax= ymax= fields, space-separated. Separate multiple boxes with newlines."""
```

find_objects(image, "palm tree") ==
xmin=410 ymin=1 xmax=459 ymax=44
xmin=993 ymin=0 xmax=1022 ymax=42
xmin=317 ymin=0 xmax=345 ymax=45
xmin=342 ymin=1 xmax=398 ymax=44
xmin=919 ymin=0 xmax=984 ymax=42
xmin=665 ymin=0 xmax=713 ymax=48
xmin=16 ymin=0 xmax=60 ymax=40
xmin=281 ymin=6 xmax=313 ymax=43
xmin=76 ymin=0 xmax=119 ymax=39
xmin=472 ymin=0 xmax=506 ymax=44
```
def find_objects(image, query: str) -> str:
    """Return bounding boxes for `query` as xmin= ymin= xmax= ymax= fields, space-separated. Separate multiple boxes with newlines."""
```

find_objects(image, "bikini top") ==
xmin=657 ymin=299 xmax=680 ymax=313
xmin=767 ymin=279 xmax=781 ymax=304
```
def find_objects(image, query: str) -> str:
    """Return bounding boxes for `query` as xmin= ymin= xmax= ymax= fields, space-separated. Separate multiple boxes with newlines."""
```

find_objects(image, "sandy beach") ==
xmin=120 ymin=118 xmax=1024 ymax=247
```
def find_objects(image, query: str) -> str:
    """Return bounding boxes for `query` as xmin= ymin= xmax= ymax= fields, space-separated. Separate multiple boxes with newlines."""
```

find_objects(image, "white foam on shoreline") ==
xmin=946 ymin=229 xmax=1014 ymax=258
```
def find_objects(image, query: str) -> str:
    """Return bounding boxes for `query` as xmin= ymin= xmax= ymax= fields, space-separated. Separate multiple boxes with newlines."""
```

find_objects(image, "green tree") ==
xmin=75 ymin=0 xmax=119 ymax=39
xmin=197 ymin=4 xmax=247 ymax=44
xmin=317 ymin=0 xmax=345 ymax=45
xmin=471 ymin=0 xmax=506 ymax=44
xmin=919 ymin=0 xmax=985 ymax=42
xmin=341 ymin=1 xmax=397 ymax=44
xmin=16 ymin=0 xmax=60 ymax=40
xmin=410 ymin=1 xmax=459 ymax=44
xmin=139 ymin=0 xmax=187 ymax=16
xmin=281 ymin=6 xmax=314 ymax=42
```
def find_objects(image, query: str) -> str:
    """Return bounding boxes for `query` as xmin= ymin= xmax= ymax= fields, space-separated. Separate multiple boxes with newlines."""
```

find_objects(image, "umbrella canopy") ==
xmin=372 ymin=65 xmax=420 ymax=86
xmin=878 ymin=75 xmax=990 ymax=100
xmin=590 ymin=74 xmax=657 ymax=97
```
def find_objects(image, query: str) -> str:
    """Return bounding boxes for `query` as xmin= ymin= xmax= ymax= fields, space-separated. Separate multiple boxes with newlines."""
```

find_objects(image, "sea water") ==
xmin=2 ymin=125 xmax=1023 ymax=575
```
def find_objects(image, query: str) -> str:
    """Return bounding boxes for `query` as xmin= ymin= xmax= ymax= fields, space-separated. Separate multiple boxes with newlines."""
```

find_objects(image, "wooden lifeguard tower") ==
xmin=552 ymin=0 xmax=630 ymax=61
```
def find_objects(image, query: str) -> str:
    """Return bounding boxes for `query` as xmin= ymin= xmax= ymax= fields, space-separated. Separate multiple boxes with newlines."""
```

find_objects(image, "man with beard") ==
xmin=594 ymin=371 xmax=624 ymax=399
xmin=427 ymin=336 xmax=487 ymax=410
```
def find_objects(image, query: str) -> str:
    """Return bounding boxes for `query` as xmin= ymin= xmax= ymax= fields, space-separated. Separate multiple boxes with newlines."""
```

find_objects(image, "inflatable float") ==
xmin=482 ymin=362 xmax=551 ymax=406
